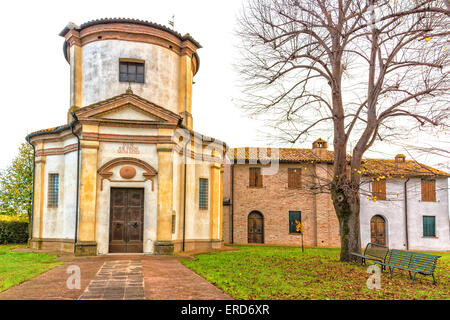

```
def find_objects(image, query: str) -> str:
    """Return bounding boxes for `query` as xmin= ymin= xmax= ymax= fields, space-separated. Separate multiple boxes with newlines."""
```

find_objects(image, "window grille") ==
xmin=199 ymin=178 xmax=209 ymax=210
xmin=48 ymin=173 xmax=59 ymax=208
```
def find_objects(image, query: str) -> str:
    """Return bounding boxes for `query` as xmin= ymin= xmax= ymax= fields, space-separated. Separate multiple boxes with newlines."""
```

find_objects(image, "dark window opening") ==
xmin=289 ymin=211 xmax=302 ymax=234
xmin=423 ymin=216 xmax=436 ymax=237
xmin=48 ymin=173 xmax=59 ymax=208
xmin=119 ymin=61 xmax=145 ymax=83
xmin=199 ymin=178 xmax=209 ymax=210
xmin=171 ymin=215 xmax=176 ymax=234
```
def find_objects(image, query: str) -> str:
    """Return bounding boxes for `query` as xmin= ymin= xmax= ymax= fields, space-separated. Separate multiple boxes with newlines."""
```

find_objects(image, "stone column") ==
xmin=155 ymin=142 xmax=174 ymax=254
xmin=30 ymin=141 xmax=45 ymax=249
xmin=75 ymin=125 xmax=99 ymax=256
xmin=65 ymin=29 xmax=83 ymax=123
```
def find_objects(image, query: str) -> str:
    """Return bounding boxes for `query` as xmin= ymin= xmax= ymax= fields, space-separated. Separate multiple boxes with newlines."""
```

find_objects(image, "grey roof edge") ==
xmin=25 ymin=120 xmax=77 ymax=142
xmin=58 ymin=18 xmax=202 ymax=49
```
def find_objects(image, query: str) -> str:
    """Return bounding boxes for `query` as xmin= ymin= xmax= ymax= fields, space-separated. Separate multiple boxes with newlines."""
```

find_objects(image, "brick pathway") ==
xmin=79 ymin=260 xmax=146 ymax=300
xmin=0 ymin=255 xmax=232 ymax=300
xmin=143 ymin=257 xmax=232 ymax=300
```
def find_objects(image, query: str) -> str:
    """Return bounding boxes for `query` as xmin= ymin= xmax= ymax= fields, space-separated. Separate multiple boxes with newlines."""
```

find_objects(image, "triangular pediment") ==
xmin=75 ymin=93 xmax=182 ymax=125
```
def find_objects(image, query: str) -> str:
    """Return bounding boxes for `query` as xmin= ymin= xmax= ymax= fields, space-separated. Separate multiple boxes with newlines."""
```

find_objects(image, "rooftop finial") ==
xmin=126 ymin=83 xmax=133 ymax=94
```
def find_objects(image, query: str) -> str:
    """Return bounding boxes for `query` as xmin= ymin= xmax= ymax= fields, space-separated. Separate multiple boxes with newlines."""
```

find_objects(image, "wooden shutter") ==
xmin=255 ymin=168 xmax=263 ymax=187
xmin=249 ymin=168 xmax=256 ymax=187
xmin=288 ymin=168 xmax=301 ymax=189
xmin=372 ymin=180 xmax=386 ymax=200
xmin=421 ymin=179 xmax=436 ymax=202
xmin=249 ymin=168 xmax=263 ymax=187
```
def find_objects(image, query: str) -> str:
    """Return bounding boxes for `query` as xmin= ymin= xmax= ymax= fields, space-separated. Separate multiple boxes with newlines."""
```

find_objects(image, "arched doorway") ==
xmin=370 ymin=215 xmax=387 ymax=246
xmin=248 ymin=211 xmax=264 ymax=243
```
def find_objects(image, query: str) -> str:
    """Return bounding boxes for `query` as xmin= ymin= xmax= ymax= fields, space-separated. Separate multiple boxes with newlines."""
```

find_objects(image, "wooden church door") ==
xmin=109 ymin=188 xmax=144 ymax=253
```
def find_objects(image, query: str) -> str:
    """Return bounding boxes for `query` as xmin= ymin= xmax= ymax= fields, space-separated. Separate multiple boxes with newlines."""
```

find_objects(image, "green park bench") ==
xmin=350 ymin=242 xmax=389 ymax=266
xmin=375 ymin=249 xmax=441 ymax=285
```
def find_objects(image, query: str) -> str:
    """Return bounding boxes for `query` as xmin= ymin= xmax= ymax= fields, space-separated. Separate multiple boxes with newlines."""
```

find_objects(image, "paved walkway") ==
xmin=0 ymin=255 xmax=231 ymax=300
xmin=79 ymin=260 xmax=146 ymax=300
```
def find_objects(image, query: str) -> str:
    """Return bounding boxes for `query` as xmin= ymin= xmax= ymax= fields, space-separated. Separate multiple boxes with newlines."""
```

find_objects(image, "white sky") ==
xmin=0 ymin=0 xmax=448 ymax=175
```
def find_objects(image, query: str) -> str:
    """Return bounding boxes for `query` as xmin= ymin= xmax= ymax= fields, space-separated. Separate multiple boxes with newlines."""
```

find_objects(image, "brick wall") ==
xmin=223 ymin=162 xmax=340 ymax=248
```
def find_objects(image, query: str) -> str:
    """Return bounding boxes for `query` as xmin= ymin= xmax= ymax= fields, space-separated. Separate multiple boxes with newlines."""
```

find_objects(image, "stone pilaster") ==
xmin=30 ymin=141 xmax=46 ymax=248
xmin=178 ymin=48 xmax=193 ymax=130
xmin=210 ymin=163 xmax=221 ymax=242
xmin=155 ymin=142 xmax=174 ymax=254
xmin=75 ymin=125 xmax=99 ymax=256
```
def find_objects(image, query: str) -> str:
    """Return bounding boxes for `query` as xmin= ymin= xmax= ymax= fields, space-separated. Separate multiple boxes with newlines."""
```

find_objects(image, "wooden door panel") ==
xmin=109 ymin=188 xmax=144 ymax=253
xmin=248 ymin=212 xmax=264 ymax=244
xmin=370 ymin=216 xmax=386 ymax=246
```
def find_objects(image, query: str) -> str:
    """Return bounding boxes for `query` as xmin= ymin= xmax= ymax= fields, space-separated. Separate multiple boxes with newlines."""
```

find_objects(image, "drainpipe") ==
xmin=231 ymin=163 xmax=234 ymax=244
xmin=182 ymin=132 xmax=192 ymax=252
xmin=70 ymin=113 xmax=81 ymax=246
xmin=404 ymin=178 xmax=410 ymax=250
xmin=25 ymin=138 xmax=36 ymax=242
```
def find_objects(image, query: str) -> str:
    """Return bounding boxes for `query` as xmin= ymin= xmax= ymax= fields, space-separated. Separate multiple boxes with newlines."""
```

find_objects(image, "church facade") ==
xmin=26 ymin=19 xmax=226 ymax=255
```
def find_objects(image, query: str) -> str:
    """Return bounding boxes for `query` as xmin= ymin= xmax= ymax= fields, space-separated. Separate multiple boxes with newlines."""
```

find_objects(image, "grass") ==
xmin=0 ymin=244 xmax=64 ymax=292
xmin=180 ymin=245 xmax=450 ymax=300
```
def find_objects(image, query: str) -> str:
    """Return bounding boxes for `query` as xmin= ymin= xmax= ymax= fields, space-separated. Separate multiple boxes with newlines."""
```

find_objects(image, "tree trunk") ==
xmin=331 ymin=178 xmax=361 ymax=262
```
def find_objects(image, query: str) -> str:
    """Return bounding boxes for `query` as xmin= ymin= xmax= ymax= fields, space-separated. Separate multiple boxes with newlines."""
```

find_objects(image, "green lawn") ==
xmin=180 ymin=245 xmax=450 ymax=300
xmin=0 ymin=245 xmax=64 ymax=292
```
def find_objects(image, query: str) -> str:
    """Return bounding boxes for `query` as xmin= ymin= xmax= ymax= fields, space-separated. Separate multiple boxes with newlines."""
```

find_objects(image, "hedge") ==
xmin=0 ymin=215 xmax=29 ymax=244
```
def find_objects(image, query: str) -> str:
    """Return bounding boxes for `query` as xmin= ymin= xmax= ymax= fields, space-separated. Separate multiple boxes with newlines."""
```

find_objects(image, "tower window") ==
xmin=119 ymin=61 xmax=144 ymax=83
xmin=48 ymin=173 xmax=59 ymax=208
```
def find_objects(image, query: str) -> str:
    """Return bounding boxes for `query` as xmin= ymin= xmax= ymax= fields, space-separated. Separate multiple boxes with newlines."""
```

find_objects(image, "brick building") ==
xmin=223 ymin=139 xmax=341 ymax=248
xmin=223 ymin=139 xmax=450 ymax=251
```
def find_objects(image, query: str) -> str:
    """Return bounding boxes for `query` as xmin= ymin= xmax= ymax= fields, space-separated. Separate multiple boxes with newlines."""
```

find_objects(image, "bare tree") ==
xmin=236 ymin=0 xmax=449 ymax=261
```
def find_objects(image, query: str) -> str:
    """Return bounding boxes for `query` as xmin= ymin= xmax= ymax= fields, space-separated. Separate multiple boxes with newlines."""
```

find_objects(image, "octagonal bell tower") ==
xmin=59 ymin=18 xmax=201 ymax=129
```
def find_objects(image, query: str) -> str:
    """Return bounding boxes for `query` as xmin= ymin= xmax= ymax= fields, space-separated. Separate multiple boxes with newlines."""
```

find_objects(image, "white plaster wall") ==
xmin=42 ymin=155 xmax=66 ymax=239
xmin=406 ymin=178 xmax=450 ymax=251
xmin=185 ymin=163 xmax=212 ymax=240
xmin=62 ymin=151 xmax=77 ymax=239
xmin=81 ymin=40 xmax=180 ymax=112
xmin=360 ymin=178 xmax=450 ymax=251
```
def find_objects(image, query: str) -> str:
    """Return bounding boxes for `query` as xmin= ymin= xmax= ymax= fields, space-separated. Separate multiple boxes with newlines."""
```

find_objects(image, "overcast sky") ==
xmin=0 ymin=0 xmax=448 ymax=174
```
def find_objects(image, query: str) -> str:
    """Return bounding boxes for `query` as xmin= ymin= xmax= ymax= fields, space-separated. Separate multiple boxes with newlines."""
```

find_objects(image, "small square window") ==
xmin=119 ymin=61 xmax=145 ymax=83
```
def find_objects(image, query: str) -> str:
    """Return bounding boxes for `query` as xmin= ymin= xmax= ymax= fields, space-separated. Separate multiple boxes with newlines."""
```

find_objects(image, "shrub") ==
xmin=0 ymin=215 xmax=29 ymax=244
